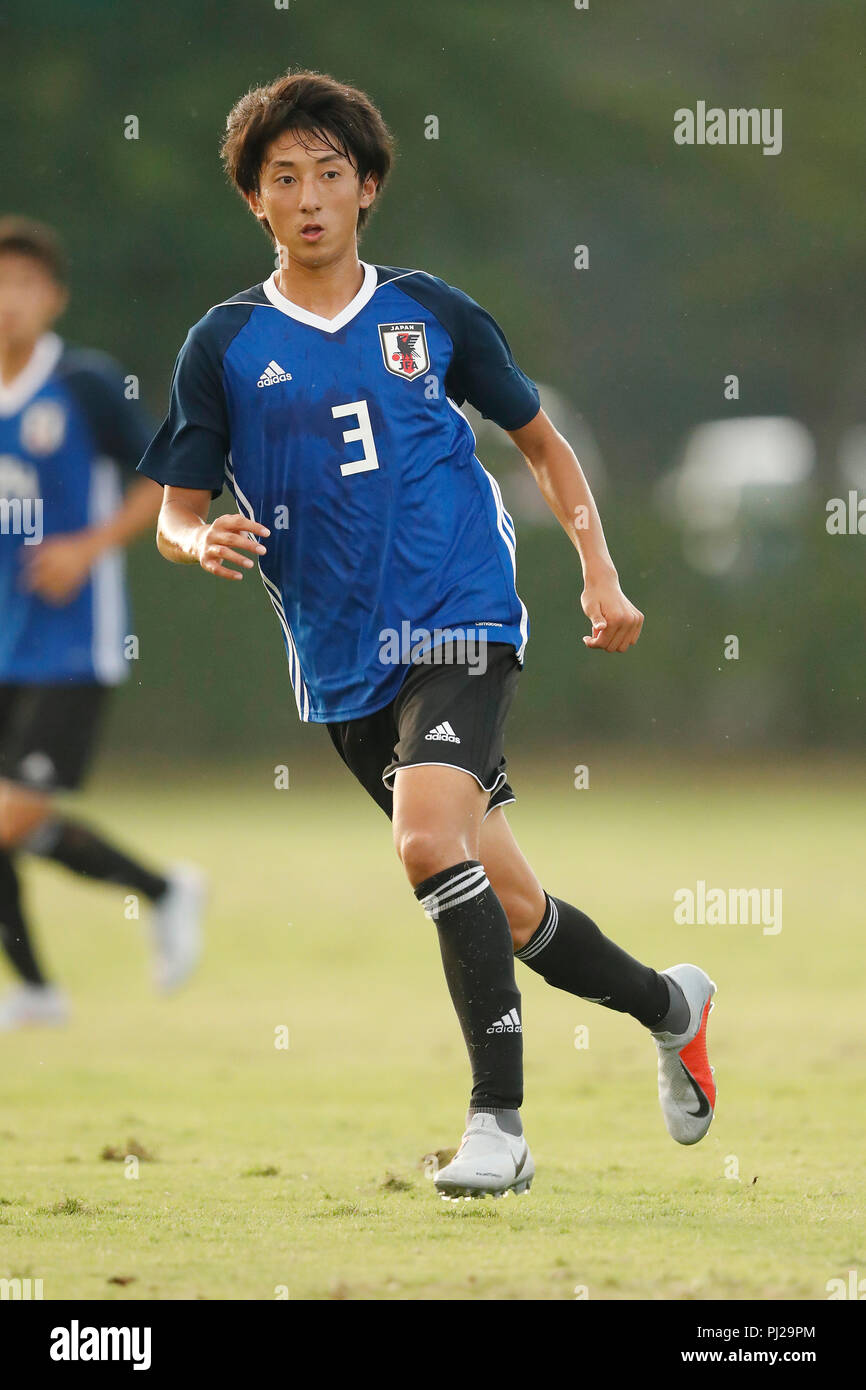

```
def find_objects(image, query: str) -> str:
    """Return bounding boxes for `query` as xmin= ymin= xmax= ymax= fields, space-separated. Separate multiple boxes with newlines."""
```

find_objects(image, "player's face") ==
xmin=249 ymin=131 xmax=377 ymax=266
xmin=0 ymin=254 xmax=66 ymax=348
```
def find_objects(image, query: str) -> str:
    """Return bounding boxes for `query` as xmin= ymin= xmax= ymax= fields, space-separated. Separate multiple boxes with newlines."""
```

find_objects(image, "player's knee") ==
xmin=395 ymin=826 xmax=472 ymax=887
xmin=0 ymin=784 xmax=52 ymax=848
xmin=497 ymin=882 xmax=546 ymax=950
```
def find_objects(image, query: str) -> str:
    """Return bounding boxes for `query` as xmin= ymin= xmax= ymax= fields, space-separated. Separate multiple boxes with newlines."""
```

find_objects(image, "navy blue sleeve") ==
xmin=59 ymin=349 xmax=156 ymax=476
xmin=443 ymin=287 xmax=540 ymax=431
xmin=378 ymin=268 xmax=540 ymax=431
xmin=137 ymin=319 xmax=231 ymax=499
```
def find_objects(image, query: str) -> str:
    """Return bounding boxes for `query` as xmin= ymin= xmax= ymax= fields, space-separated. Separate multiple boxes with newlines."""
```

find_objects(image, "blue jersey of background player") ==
xmin=143 ymin=71 xmax=718 ymax=1198
xmin=0 ymin=218 xmax=205 ymax=1027
xmin=0 ymin=281 xmax=144 ymax=687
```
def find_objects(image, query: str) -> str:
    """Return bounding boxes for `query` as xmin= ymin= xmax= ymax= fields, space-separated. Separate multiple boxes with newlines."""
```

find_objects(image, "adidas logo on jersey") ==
xmin=487 ymin=1008 xmax=522 ymax=1035
xmin=257 ymin=361 xmax=293 ymax=388
xmin=424 ymin=721 xmax=460 ymax=744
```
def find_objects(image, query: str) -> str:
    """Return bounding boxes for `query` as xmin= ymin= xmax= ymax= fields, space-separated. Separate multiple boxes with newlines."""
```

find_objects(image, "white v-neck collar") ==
xmin=0 ymin=332 xmax=63 ymax=417
xmin=262 ymin=261 xmax=378 ymax=334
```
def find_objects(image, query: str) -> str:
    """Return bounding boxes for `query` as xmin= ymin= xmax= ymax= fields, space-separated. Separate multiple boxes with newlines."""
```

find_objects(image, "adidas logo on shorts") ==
xmin=487 ymin=1008 xmax=522 ymax=1034
xmin=424 ymin=721 xmax=460 ymax=744
xmin=257 ymin=361 xmax=293 ymax=388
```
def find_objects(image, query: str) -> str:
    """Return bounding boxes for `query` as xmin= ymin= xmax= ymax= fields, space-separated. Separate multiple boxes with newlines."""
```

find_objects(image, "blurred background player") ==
xmin=0 ymin=216 xmax=205 ymax=1028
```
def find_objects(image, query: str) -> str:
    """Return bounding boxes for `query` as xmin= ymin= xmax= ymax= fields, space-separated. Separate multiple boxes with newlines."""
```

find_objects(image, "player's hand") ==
xmin=21 ymin=533 xmax=100 ymax=606
xmin=194 ymin=513 xmax=270 ymax=580
xmin=581 ymin=575 xmax=644 ymax=653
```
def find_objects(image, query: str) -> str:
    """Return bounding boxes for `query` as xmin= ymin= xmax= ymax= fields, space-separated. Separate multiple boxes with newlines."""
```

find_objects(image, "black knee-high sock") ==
xmin=516 ymin=892 xmax=682 ymax=1031
xmin=0 ymin=849 xmax=47 ymax=986
xmin=27 ymin=819 xmax=168 ymax=902
xmin=415 ymin=861 xmax=523 ymax=1112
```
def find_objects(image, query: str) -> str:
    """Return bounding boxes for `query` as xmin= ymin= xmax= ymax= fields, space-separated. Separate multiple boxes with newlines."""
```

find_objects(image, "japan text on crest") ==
xmin=378 ymin=322 xmax=430 ymax=380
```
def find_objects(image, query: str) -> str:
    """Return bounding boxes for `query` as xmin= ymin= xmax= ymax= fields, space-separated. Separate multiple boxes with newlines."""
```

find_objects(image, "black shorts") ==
xmin=0 ymin=683 xmax=108 ymax=792
xmin=326 ymin=642 xmax=521 ymax=821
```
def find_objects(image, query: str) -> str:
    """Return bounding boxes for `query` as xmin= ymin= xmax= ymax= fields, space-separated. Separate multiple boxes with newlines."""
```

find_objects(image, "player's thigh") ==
xmin=0 ymin=683 xmax=106 ymax=846
xmin=0 ymin=687 xmax=53 ymax=845
xmin=392 ymin=763 xmax=488 ymax=883
xmin=324 ymin=710 xmax=396 ymax=820
xmin=480 ymin=806 xmax=546 ymax=947
xmin=0 ymin=682 xmax=107 ymax=795
xmin=388 ymin=642 xmax=521 ymax=880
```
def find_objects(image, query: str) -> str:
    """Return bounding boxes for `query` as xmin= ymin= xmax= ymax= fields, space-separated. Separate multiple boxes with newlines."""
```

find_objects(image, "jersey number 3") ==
xmin=332 ymin=400 xmax=380 ymax=477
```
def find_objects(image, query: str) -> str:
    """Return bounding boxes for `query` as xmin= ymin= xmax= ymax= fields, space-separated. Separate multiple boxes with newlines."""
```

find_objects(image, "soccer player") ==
xmin=0 ymin=217 xmax=205 ymax=1028
xmin=139 ymin=71 xmax=717 ymax=1198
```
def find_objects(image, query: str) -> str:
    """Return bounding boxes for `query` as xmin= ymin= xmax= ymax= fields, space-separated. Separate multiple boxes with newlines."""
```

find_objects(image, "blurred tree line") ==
xmin=2 ymin=0 xmax=863 ymax=754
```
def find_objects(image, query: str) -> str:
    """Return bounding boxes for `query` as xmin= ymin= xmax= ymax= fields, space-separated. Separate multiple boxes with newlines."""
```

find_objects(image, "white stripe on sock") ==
xmin=420 ymin=864 xmax=488 ymax=920
xmin=422 ymin=864 xmax=484 ymax=908
xmin=515 ymin=896 xmax=558 ymax=961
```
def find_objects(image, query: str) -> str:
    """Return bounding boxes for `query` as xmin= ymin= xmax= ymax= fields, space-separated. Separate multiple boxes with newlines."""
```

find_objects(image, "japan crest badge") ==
xmin=378 ymin=322 xmax=430 ymax=381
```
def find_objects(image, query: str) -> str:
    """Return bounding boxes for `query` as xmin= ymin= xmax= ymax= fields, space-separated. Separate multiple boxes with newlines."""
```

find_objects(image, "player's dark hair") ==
xmin=0 ymin=216 xmax=67 ymax=283
xmin=221 ymin=69 xmax=395 ymax=244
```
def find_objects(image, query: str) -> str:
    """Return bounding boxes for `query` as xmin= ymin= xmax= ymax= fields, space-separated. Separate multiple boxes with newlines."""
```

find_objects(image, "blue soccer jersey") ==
xmin=138 ymin=264 xmax=540 ymax=722
xmin=0 ymin=332 xmax=153 ymax=684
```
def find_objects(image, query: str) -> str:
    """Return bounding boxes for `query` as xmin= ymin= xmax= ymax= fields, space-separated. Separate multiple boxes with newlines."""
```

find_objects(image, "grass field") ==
xmin=1 ymin=752 xmax=863 ymax=1301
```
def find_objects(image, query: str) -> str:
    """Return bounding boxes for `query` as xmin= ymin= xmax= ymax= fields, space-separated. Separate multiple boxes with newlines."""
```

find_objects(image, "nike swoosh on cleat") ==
xmin=681 ymin=1062 xmax=711 ymax=1118
xmin=514 ymin=1146 xmax=528 ymax=1177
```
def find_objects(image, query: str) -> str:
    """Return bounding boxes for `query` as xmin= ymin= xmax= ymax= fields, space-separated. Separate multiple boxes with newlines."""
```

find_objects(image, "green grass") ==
xmin=1 ymin=753 xmax=863 ymax=1300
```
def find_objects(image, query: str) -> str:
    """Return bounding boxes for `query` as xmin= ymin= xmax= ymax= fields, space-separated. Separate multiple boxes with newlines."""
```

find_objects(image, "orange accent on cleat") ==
xmin=678 ymin=998 xmax=716 ymax=1111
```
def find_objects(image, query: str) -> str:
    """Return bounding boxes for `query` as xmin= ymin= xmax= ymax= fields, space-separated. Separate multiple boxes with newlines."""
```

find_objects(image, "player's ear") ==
xmin=245 ymin=188 xmax=267 ymax=221
xmin=51 ymin=283 xmax=69 ymax=321
xmin=359 ymin=173 xmax=378 ymax=209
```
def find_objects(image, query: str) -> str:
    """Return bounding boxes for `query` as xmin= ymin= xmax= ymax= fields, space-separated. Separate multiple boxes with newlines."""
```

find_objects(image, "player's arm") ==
xmin=25 ymin=354 xmax=170 ymax=605
xmin=137 ymin=321 xmax=262 ymax=578
xmin=444 ymin=285 xmax=643 ymax=653
xmin=23 ymin=478 xmax=164 ymax=606
xmin=156 ymin=486 xmax=270 ymax=580
xmin=507 ymin=408 xmax=644 ymax=654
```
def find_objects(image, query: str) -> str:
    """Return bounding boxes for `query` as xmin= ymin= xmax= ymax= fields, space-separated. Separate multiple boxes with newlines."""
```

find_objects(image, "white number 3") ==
xmin=332 ymin=399 xmax=380 ymax=477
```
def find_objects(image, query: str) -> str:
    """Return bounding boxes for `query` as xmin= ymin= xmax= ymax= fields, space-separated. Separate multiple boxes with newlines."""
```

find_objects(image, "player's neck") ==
xmin=273 ymin=245 xmax=365 ymax=319
xmin=0 ymin=335 xmax=43 ymax=387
